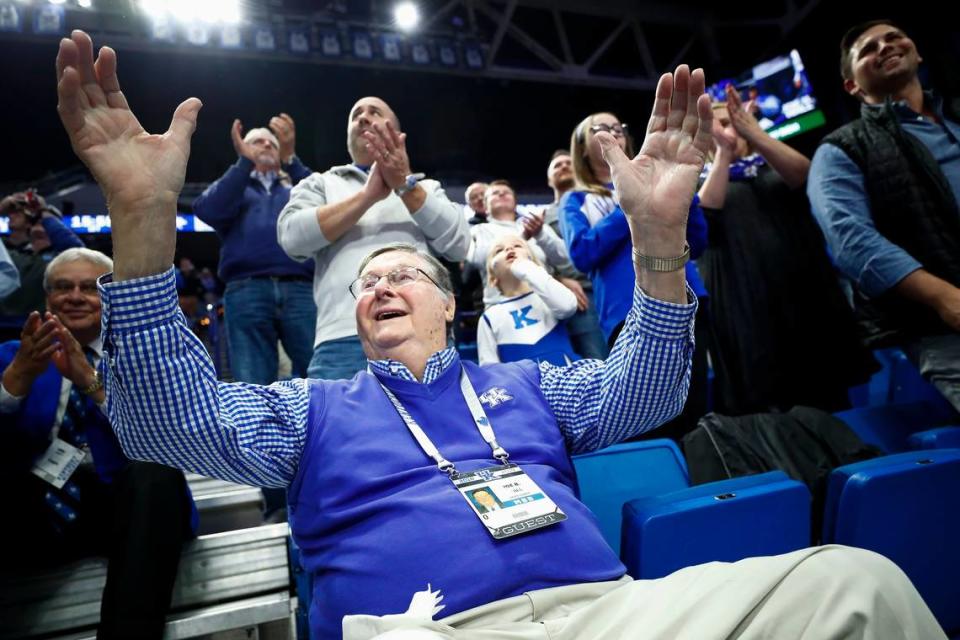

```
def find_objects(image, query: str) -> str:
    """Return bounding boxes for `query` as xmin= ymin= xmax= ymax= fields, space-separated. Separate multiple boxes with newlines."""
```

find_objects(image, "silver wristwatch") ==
xmin=632 ymin=244 xmax=691 ymax=272
xmin=394 ymin=172 xmax=426 ymax=196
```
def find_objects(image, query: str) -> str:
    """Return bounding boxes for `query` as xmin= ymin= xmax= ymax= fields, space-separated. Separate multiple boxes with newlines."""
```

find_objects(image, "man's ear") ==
xmin=444 ymin=294 xmax=456 ymax=324
xmin=843 ymin=78 xmax=863 ymax=100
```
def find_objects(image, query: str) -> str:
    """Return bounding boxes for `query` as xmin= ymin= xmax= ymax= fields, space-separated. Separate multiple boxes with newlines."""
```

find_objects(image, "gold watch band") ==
xmin=80 ymin=371 xmax=104 ymax=396
xmin=632 ymin=243 xmax=691 ymax=272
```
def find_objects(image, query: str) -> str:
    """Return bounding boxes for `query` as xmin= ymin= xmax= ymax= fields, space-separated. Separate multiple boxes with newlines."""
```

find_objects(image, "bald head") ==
xmin=347 ymin=96 xmax=402 ymax=164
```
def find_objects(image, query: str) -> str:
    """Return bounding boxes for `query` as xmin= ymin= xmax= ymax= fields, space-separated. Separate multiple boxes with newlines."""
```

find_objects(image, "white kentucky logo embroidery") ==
xmin=479 ymin=387 xmax=513 ymax=408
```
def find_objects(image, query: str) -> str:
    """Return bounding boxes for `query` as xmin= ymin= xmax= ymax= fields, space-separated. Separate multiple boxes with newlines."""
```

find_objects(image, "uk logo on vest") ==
xmin=479 ymin=387 xmax=513 ymax=408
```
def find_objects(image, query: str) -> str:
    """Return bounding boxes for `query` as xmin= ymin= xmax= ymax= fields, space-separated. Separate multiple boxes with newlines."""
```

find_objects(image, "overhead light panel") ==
xmin=139 ymin=0 xmax=242 ymax=24
xmin=394 ymin=2 xmax=419 ymax=31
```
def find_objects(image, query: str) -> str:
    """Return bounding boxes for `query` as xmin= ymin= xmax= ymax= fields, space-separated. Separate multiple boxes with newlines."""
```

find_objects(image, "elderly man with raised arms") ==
xmin=55 ymin=30 xmax=944 ymax=640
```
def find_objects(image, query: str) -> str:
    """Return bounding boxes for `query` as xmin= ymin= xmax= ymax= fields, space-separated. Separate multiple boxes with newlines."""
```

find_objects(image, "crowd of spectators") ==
xmin=0 ymin=19 xmax=956 ymax=639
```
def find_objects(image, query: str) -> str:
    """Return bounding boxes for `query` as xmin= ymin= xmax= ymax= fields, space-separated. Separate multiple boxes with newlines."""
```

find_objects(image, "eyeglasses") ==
xmin=48 ymin=280 xmax=99 ymax=296
xmin=589 ymin=123 xmax=629 ymax=137
xmin=348 ymin=266 xmax=443 ymax=299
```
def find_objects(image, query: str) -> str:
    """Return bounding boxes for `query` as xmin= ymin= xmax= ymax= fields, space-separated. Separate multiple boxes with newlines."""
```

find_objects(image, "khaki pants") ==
xmin=343 ymin=546 xmax=946 ymax=640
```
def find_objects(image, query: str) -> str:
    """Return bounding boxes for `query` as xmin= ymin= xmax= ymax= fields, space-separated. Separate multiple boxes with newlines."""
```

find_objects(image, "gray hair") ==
xmin=44 ymin=248 xmax=113 ymax=291
xmin=243 ymin=127 xmax=279 ymax=149
xmin=358 ymin=243 xmax=453 ymax=296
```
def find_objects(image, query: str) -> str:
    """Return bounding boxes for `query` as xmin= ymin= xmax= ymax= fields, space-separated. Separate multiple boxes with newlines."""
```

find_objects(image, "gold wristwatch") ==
xmin=80 ymin=370 xmax=104 ymax=396
xmin=632 ymin=244 xmax=691 ymax=272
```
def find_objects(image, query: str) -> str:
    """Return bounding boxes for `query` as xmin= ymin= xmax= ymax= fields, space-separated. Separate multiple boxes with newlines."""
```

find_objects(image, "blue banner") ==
xmin=219 ymin=24 xmax=243 ymax=49
xmin=0 ymin=3 xmax=23 ymax=33
xmin=253 ymin=25 xmax=276 ymax=51
xmin=410 ymin=41 xmax=430 ymax=65
xmin=288 ymin=26 xmax=311 ymax=55
xmin=319 ymin=27 xmax=341 ymax=57
xmin=352 ymin=31 xmax=373 ymax=60
xmin=464 ymin=43 xmax=484 ymax=69
xmin=437 ymin=40 xmax=458 ymax=67
xmin=380 ymin=33 xmax=403 ymax=62
xmin=33 ymin=4 xmax=64 ymax=35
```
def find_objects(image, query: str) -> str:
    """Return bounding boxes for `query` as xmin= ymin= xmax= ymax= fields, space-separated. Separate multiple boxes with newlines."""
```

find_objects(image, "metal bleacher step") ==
xmin=53 ymin=593 xmax=293 ymax=640
xmin=0 ymin=523 xmax=292 ymax=639
xmin=186 ymin=473 xmax=265 ymax=535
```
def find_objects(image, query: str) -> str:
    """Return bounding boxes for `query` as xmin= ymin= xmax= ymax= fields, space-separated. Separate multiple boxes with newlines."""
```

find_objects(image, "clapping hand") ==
xmin=520 ymin=211 xmax=544 ymax=240
xmin=11 ymin=312 xmax=59 ymax=380
xmin=362 ymin=121 xmax=412 ymax=191
xmin=49 ymin=316 xmax=99 ymax=392
xmin=269 ymin=113 xmax=296 ymax=163
xmin=725 ymin=83 xmax=763 ymax=142
xmin=231 ymin=119 xmax=257 ymax=162
xmin=712 ymin=105 xmax=739 ymax=156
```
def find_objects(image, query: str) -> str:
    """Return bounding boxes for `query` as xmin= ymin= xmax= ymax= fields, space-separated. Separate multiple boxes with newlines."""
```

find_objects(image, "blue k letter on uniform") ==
xmin=510 ymin=305 xmax=539 ymax=329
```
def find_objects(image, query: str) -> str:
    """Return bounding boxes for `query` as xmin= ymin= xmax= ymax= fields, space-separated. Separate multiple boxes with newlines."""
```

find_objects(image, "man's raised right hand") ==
xmin=56 ymin=30 xmax=202 ymax=279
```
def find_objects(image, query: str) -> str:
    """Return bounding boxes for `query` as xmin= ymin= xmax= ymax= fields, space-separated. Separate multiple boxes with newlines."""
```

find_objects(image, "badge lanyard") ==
xmin=376 ymin=366 xmax=510 ymax=474
xmin=375 ymin=365 xmax=568 ymax=539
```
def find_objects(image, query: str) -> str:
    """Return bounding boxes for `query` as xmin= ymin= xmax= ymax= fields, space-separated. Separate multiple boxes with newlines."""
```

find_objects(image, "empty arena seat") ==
xmin=822 ymin=449 xmax=960 ymax=634
xmin=848 ymin=347 xmax=951 ymax=409
xmin=572 ymin=440 xmax=689 ymax=554
xmin=908 ymin=426 xmax=960 ymax=450
xmin=835 ymin=400 xmax=959 ymax=454
xmin=573 ymin=439 xmax=811 ymax=574
xmin=620 ymin=471 xmax=810 ymax=579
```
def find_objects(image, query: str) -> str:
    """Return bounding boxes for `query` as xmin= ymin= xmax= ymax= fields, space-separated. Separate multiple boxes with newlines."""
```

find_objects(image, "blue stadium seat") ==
xmin=822 ymin=449 xmax=960 ymax=634
xmin=908 ymin=426 xmax=960 ymax=450
xmin=620 ymin=471 xmax=810 ymax=579
xmin=848 ymin=347 xmax=949 ymax=408
xmin=572 ymin=440 xmax=689 ymax=554
xmin=835 ymin=400 xmax=958 ymax=453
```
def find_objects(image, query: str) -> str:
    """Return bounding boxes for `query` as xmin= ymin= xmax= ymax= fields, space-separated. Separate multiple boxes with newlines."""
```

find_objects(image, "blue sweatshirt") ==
xmin=192 ymin=157 xmax=314 ymax=282
xmin=561 ymin=190 xmax=707 ymax=338
xmin=41 ymin=216 xmax=85 ymax=252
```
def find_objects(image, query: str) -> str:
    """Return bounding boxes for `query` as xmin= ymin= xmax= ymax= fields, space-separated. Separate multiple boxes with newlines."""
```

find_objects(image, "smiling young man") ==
xmin=56 ymin=30 xmax=944 ymax=640
xmin=808 ymin=20 xmax=960 ymax=411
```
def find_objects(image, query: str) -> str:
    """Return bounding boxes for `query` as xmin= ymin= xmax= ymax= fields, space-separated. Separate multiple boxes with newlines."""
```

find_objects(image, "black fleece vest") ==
xmin=820 ymin=97 xmax=960 ymax=340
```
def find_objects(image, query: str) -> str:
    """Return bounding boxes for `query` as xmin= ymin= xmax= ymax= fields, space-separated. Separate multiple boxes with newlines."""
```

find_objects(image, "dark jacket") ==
xmin=192 ymin=157 xmax=315 ymax=283
xmin=820 ymin=96 xmax=960 ymax=341
xmin=683 ymin=406 xmax=882 ymax=539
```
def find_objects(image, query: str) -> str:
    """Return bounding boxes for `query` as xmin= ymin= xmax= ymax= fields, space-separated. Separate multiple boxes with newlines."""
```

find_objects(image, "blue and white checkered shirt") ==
xmin=98 ymin=267 xmax=696 ymax=487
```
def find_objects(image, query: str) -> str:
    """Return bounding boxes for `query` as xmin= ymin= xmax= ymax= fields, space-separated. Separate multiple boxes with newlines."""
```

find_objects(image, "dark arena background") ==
xmin=1 ymin=0 xmax=959 ymax=638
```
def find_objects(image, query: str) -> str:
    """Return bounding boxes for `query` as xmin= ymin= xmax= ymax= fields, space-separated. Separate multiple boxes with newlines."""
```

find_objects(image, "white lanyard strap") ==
xmin=379 ymin=382 xmax=457 ymax=474
xmin=458 ymin=368 xmax=510 ymax=462
xmin=376 ymin=365 xmax=510 ymax=475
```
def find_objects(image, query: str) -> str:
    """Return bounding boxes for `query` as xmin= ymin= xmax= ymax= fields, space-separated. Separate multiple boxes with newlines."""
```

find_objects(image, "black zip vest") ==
xmin=820 ymin=96 xmax=960 ymax=341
